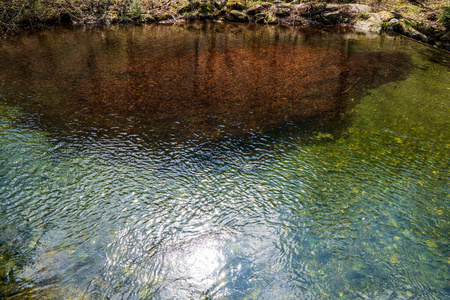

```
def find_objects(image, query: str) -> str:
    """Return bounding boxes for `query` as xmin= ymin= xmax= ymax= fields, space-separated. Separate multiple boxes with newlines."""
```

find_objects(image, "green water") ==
xmin=0 ymin=24 xmax=449 ymax=299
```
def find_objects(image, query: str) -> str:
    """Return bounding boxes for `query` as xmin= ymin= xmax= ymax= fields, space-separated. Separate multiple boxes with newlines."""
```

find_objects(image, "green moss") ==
xmin=198 ymin=2 xmax=214 ymax=15
xmin=439 ymin=7 xmax=450 ymax=26
xmin=357 ymin=13 xmax=370 ymax=21
xmin=178 ymin=1 xmax=200 ymax=14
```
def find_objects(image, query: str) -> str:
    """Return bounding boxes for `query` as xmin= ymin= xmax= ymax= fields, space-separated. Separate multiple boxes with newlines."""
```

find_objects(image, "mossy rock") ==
xmin=254 ymin=12 xmax=268 ymax=23
xmin=389 ymin=18 xmax=427 ymax=42
xmin=142 ymin=14 xmax=156 ymax=22
xmin=310 ymin=3 xmax=326 ymax=15
xmin=228 ymin=10 xmax=248 ymax=21
xmin=178 ymin=1 xmax=199 ymax=14
xmin=378 ymin=11 xmax=395 ymax=22
xmin=326 ymin=4 xmax=342 ymax=12
xmin=118 ymin=15 xmax=132 ymax=23
xmin=276 ymin=3 xmax=291 ymax=9
xmin=215 ymin=8 xmax=228 ymax=17
xmin=296 ymin=3 xmax=326 ymax=16
xmin=409 ymin=27 xmax=428 ymax=42
xmin=226 ymin=0 xmax=245 ymax=11
xmin=275 ymin=8 xmax=291 ymax=17
xmin=105 ymin=11 xmax=119 ymax=23
xmin=198 ymin=2 xmax=215 ymax=14
xmin=346 ymin=3 xmax=371 ymax=14
xmin=323 ymin=11 xmax=342 ymax=24
xmin=183 ymin=11 xmax=199 ymax=20
xmin=354 ymin=13 xmax=383 ymax=32
xmin=391 ymin=19 xmax=412 ymax=36
xmin=247 ymin=4 xmax=263 ymax=16
xmin=213 ymin=0 xmax=225 ymax=9
xmin=356 ymin=13 xmax=371 ymax=21
xmin=195 ymin=2 xmax=216 ymax=19
xmin=154 ymin=11 xmax=172 ymax=21
xmin=266 ymin=16 xmax=278 ymax=24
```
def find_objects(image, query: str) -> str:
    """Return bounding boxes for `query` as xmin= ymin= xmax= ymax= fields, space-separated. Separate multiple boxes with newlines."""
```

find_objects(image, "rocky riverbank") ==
xmin=174 ymin=1 xmax=449 ymax=49
xmin=1 ymin=1 xmax=449 ymax=50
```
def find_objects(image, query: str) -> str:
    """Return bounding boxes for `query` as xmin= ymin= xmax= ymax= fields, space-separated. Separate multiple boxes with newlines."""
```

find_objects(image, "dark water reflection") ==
xmin=0 ymin=23 xmax=410 ymax=140
xmin=0 ymin=23 xmax=449 ymax=299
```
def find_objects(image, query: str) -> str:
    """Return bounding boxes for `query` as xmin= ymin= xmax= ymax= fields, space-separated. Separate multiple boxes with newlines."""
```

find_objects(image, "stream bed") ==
xmin=0 ymin=23 xmax=449 ymax=299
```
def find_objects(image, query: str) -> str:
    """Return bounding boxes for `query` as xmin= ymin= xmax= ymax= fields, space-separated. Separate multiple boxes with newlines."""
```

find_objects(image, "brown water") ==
xmin=0 ymin=23 xmax=449 ymax=299
xmin=0 ymin=23 xmax=410 ymax=140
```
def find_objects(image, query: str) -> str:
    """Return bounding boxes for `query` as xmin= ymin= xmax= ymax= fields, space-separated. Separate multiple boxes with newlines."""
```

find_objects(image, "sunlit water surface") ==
xmin=0 ymin=23 xmax=449 ymax=299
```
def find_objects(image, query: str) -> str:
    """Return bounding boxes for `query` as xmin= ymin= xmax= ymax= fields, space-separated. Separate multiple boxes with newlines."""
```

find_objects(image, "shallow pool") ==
xmin=0 ymin=23 xmax=449 ymax=299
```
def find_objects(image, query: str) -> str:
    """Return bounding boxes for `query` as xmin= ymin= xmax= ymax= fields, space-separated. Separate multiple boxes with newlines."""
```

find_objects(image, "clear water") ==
xmin=0 ymin=23 xmax=449 ymax=299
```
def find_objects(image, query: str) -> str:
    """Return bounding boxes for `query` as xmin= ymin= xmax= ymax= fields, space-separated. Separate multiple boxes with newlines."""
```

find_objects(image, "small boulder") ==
xmin=178 ymin=1 xmax=199 ymax=14
xmin=408 ymin=28 xmax=428 ymax=43
xmin=386 ymin=18 xmax=399 ymax=31
xmin=226 ymin=0 xmax=245 ymax=11
xmin=390 ymin=19 xmax=411 ymax=35
xmin=275 ymin=8 xmax=291 ymax=17
xmin=326 ymin=4 xmax=341 ymax=12
xmin=247 ymin=4 xmax=263 ymax=16
xmin=228 ymin=10 xmax=248 ymax=21
xmin=312 ymin=3 xmax=327 ymax=14
xmin=276 ymin=3 xmax=291 ymax=9
xmin=156 ymin=12 xmax=172 ymax=21
xmin=294 ymin=3 xmax=326 ymax=16
xmin=200 ymin=2 xmax=215 ymax=13
xmin=378 ymin=11 xmax=395 ymax=22
xmin=215 ymin=8 xmax=227 ymax=17
xmin=105 ymin=11 xmax=119 ymax=23
xmin=266 ymin=16 xmax=278 ymax=24
xmin=213 ymin=0 xmax=227 ymax=9
xmin=323 ymin=11 xmax=342 ymax=23
xmin=142 ymin=14 xmax=156 ymax=22
xmin=254 ymin=12 xmax=267 ymax=23
xmin=389 ymin=18 xmax=427 ymax=42
xmin=347 ymin=4 xmax=372 ymax=14
xmin=390 ymin=11 xmax=402 ymax=19
xmin=354 ymin=13 xmax=383 ymax=32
